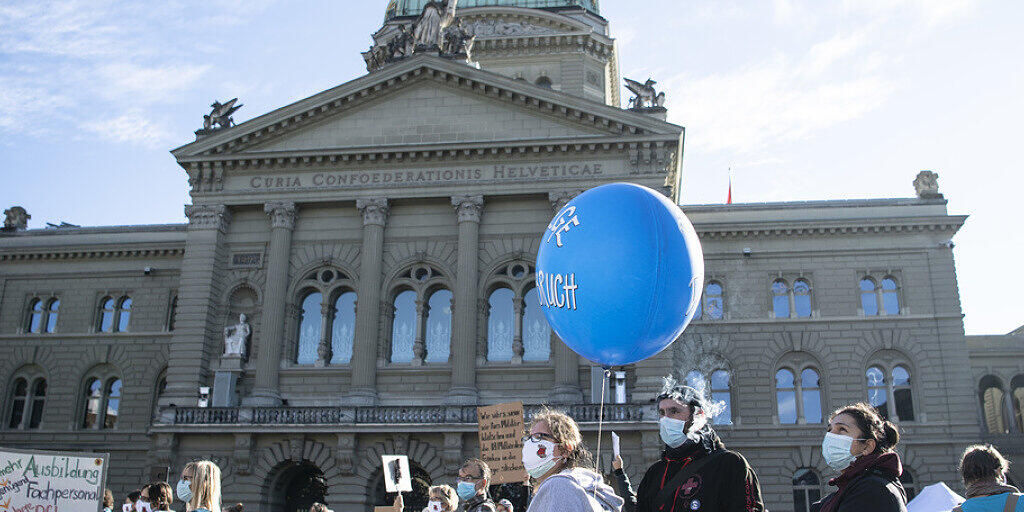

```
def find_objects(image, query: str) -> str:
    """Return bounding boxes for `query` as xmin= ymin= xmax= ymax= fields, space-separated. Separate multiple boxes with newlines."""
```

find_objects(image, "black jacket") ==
xmin=613 ymin=427 xmax=765 ymax=512
xmin=810 ymin=468 xmax=907 ymax=512
xmin=461 ymin=493 xmax=496 ymax=512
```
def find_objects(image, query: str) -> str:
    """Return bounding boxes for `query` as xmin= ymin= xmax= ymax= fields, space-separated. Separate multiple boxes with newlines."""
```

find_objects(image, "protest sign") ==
xmin=0 ymin=447 xmax=109 ymax=512
xmin=477 ymin=401 xmax=528 ymax=484
xmin=380 ymin=455 xmax=411 ymax=493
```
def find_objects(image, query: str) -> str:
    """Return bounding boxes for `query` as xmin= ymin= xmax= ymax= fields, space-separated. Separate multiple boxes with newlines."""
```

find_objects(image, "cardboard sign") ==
xmin=612 ymin=432 xmax=620 ymax=458
xmin=477 ymin=401 xmax=528 ymax=484
xmin=0 ymin=447 xmax=109 ymax=512
xmin=381 ymin=455 xmax=412 ymax=493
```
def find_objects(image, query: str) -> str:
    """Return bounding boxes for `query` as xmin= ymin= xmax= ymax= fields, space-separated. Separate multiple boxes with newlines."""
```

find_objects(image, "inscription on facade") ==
xmin=239 ymin=162 xmax=608 ymax=191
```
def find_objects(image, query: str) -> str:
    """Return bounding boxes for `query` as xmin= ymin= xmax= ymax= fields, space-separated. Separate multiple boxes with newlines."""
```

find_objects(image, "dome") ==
xmin=384 ymin=0 xmax=600 ymax=21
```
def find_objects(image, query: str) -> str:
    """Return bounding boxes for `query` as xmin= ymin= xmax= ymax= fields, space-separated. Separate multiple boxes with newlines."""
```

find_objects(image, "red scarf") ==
xmin=819 ymin=452 xmax=902 ymax=512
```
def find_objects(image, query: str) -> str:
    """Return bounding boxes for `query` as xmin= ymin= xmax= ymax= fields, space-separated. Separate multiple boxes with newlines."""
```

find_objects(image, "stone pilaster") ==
xmin=546 ymin=191 xmax=584 ymax=404
xmin=245 ymin=202 xmax=297 ymax=406
xmin=447 ymin=195 xmax=484 ymax=405
xmin=163 ymin=204 xmax=231 ymax=407
xmin=349 ymin=198 xmax=389 ymax=405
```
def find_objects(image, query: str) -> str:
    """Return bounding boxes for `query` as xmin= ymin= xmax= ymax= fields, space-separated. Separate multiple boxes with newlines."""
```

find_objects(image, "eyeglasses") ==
xmin=456 ymin=475 xmax=484 ymax=483
xmin=521 ymin=433 xmax=556 ymax=443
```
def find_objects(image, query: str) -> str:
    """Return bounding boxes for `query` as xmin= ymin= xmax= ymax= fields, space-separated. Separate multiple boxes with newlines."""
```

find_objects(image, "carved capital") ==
xmin=452 ymin=195 xmax=484 ymax=223
xmin=184 ymin=204 xmax=231 ymax=231
xmin=264 ymin=202 xmax=297 ymax=230
xmin=548 ymin=190 xmax=582 ymax=213
xmin=357 ymin=197 xmax=390 ymax=227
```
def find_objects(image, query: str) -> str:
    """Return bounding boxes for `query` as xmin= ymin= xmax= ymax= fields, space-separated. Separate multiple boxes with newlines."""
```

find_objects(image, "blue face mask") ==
xmin=659 ymin=417 xmax=690 ymax=448
xmin=176 ymin=479 xmax=193 ymax=504
xmin=456 ymin=481 xmax=477 ymax=500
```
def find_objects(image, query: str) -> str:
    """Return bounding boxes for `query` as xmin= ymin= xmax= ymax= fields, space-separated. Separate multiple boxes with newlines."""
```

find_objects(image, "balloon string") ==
xmin=595 ymin=367 xmax=610 ymax=497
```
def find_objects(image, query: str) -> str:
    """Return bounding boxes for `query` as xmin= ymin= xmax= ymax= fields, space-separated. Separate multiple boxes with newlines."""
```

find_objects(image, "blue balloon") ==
xmin=535 ymin=183 xmax=704 ymax=366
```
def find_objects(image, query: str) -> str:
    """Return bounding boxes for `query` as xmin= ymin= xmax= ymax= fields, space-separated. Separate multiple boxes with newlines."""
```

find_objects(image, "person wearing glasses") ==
xmin=457 ymin=459 xmax=496 ymax=512
xmin=521 ymin=408 xmax=623 ymax=512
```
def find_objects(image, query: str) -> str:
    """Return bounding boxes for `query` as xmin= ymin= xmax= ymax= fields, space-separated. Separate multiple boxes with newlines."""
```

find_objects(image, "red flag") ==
xmin=727 ymin=168 xmax=733 ymax=204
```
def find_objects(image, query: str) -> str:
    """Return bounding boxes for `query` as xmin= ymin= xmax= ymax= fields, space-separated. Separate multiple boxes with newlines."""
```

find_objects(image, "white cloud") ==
xmin=80 ymin=110 xmax=173 ymax=148
xmin=97 ymin=63 xmax=211 ymax=103
xmin=842 ymin=0 xmax=979 ymax=25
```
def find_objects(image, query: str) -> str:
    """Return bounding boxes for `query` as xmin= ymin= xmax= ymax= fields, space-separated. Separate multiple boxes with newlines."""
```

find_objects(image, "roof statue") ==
xmin=2 ymin=206 xmax=30 ymax=231
xmin=913 ymin=170 xmax=942 ymax=199
xmin=363 ymin=0 xmax=474 ymax=72
xmin=624 ymin=77 xmax=666 ymax=110
xmin=196 ymin=98 xmax=243 ymax=139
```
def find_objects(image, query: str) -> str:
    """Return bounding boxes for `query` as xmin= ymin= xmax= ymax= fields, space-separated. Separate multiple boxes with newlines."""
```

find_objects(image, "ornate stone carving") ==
xmin=362 ymin=0 xmax=475 ymax=72
xmin=442 ymin=432 xmax=463 ymax=474
xmin=264 ymin=202 xmax=297 ymax=229
xmin=232 ymin=434 xmax=253 ymax=475
xmin=357 ymin=197 xmax=390 ymax=227
xmin=624 ymin=77 xmax=666 ymax=110
xmin=336 ymin=433 xmax=356 ymax=474
xmin=469 ymin=19 xmax=558 ymax=37
xmin=2 ymin=206 xmax=30 ymax=230
xmin=913 ymin=171 xmax=942 ymax=199
xmin=196 ymin=99 xmax=243 ymax=139
xmin=184 ymin=204 xmax=231 ymax=231
xmin=452 ymin=195 xmax=484 ymax=223
xmin=223 ymin=314 xmax=250 ymax=358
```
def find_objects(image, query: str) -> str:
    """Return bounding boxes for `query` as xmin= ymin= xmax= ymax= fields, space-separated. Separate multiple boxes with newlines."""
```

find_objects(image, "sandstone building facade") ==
xmin=1 ymin=2 xmax=1021 ymax=511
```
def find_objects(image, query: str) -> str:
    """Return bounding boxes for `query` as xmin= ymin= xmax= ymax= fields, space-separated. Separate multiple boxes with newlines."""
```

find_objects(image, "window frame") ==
xmin=685 ymin=367 xmax=734 ymax=426
xmin=859 ymin=273 xmax=903 ymax=316
xmin=384 ymin=264 xmax=453 ymax=366
xmin=792 ymin=467 xmax=823 ymax=512
xmin=290 ymin=267 xmax=358 ymax=367
xmin=6 ymin=369 xmax=47 ymax=430
xmin=697 ymin=280 xmax=725 ymax=321
xmin=24 ymin=296 xmax=60 ymax=334
xmin=79 ymin=369 xmax=123 ymax=430
xmin=481 ymin=261 xmax=550 ymax=364
xmin=865 ymin=360 xmax=917 ymax=422
xmin=96 ymin=293 xmax=132 ymax=333
xmin=775 ymin=354 xmax=827 ymax=425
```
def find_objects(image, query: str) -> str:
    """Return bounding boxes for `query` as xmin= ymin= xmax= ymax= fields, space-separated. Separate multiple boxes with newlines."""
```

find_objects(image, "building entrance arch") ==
xmin=267 ymin=461 xmax=327 ymax=512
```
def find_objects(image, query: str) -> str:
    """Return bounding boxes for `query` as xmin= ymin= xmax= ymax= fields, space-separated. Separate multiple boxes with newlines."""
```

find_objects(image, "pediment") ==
xmin=172 ymin=55 xmax=681 ymax=161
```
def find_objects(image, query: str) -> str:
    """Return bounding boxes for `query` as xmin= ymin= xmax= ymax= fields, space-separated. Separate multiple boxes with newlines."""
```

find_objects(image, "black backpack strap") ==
xmin=653 ymin=450 xmax=726 ymax=507
xmin=1005 ymin=493 xmax=1021 ymax=512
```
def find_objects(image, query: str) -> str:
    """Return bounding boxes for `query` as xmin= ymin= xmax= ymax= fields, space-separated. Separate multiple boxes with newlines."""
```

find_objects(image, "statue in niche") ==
xmin=223 ymin=314 xmax=250 ymax=358
xmin=913 ymin=170 xmax=942 ymax=199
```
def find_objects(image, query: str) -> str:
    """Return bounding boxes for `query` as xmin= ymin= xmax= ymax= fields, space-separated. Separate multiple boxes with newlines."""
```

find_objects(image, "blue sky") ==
xmin=0 ymin=0 xmax=1020 ymax=335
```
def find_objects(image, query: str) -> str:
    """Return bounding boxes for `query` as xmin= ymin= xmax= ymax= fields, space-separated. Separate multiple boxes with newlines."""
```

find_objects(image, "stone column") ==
xmin=512 ymin=296 xmax=525 ymax=364
xmin=349 ymin=198 xmax=389 ymax=406
xmin=246 ymin=202 xmax=297 ymax=406
xmin=412 ymin=299 xmax=428 ymax=365
xmin=447 ymin=195 xmax=484 ymax=405
xmin=316 ymin=300 xmax=336 ymax=367
xmin=547 ymin=191 xmax=584 ymax=404
xmin=162 ymin=205 xmax=231 ymax=407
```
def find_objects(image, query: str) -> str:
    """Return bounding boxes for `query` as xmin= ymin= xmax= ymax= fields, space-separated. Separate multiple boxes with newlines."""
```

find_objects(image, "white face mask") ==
xmin=822 ymin=432 xmax=863 ymax=471
xmin=522 ymin=439 xmax=561 ymax=478
xmin=427 ymin=500 xmax=444 ymax=512
xmin=136 ymin=500 xmax=152 ymax=512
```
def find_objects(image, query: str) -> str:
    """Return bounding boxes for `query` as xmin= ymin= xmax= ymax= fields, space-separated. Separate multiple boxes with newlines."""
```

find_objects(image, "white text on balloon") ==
xmin=536 ymin=271 xmax=579 ymax=310
xmin=546 ymin=206 xmax=580 ymax=248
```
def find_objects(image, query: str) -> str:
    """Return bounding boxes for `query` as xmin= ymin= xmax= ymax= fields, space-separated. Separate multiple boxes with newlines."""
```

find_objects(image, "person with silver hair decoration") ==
xmin=612 ymin=377 xmax=766 ymax=512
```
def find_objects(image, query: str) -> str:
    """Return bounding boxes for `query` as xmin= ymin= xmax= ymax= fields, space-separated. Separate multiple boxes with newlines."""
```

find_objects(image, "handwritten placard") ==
xmin=0 ymin=447 xmax=109 ymax=512
xmin=477 ymin=402 xmax=528 ymax=484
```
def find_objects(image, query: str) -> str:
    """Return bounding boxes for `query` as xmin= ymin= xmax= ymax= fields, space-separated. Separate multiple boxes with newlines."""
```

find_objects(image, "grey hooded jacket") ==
xmin=526 ymin=468 xmax=624 ymax=512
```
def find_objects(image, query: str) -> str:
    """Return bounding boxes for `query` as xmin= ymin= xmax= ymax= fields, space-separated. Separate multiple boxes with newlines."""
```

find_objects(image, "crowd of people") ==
xmin=99 ymin=382 xmax=1020 ymax=512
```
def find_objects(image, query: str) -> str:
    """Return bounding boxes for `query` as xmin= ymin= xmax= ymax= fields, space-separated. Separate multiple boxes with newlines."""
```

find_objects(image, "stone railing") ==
xmin=167 ymin=404 xmax=643 ymax=426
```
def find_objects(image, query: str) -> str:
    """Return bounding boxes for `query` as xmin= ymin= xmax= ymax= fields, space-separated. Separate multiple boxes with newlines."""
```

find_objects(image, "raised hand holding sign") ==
xmin=536 ymin=183 xmax=704 ymax=366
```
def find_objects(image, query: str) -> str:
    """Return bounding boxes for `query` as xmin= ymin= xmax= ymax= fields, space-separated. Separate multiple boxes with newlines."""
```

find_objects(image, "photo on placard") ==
xmin=381 ymin=455 xmax=412 ymax=493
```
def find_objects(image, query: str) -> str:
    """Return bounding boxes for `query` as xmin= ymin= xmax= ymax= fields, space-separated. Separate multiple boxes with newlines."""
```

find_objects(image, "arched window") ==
xmin=487 ymin=288 xmax=515 ymax=362
xmin=772 ymin=280 xmax=791 ymax=318
xmin=81 ymin=373 xmax=122 ymax=430
xmin=45 ymin=299 xmax=60 ymax=333
xmin=331 ymin=292 xmax=356 ymax=365
xmin=522 ymin=287 xmax=550 ymax=362
xmin=296 ymin=292 xmax=323 ymax=365
xmin=980 ymin=375 xmax=1009 ymax=434
xmin=710 ymin=370 xmax=732 ymax=425
xmin=391 ymin=290 xmax=417 ymax=364
xmin=868 ymin=364 xmax=916 ymax=421
xmin=8 ymin=369 xmax=47 ymax=430
xmin=1012 ymin=375 xmax=1024 ymax=432
xmin=483 ymin=262 xmax=549 ymax=363
xmin=535 ymin=76 xmax=553 ymax=89
xmin=7 ymin=378 xmax=27 ymax=428
xmin=425 ymin=289 xmax=452 ymax=363
xmin=867 ymin=366 xmax=889 ymax=419
xmin=702 ymin=281 xmax=725 ymax=320
xmin=27 ymin=299 xmax=44 ymax=333
xmin=98 ymin=297 xmax=116 ymax=332
xmin=776 ymin=369 xmax=798 ymax=424
xmin=881 ymin=277 xmax=900 ymax=315
xmin=687 ymin=370 xmax=706 ymax=392
xmin=900 ymin=471 xmax=917 ymax=500
xmin=117 ymin=297 xmax=132 ymax=332
xmin=801 ymin=368 xmax=823 ymax=424
xmin=860 ymin=278 xmax=879 ymax=316
xmin=793 ymin=468 xmax=822 ymax=512
xmin=793 ymin=279 xmax=812 ymax=318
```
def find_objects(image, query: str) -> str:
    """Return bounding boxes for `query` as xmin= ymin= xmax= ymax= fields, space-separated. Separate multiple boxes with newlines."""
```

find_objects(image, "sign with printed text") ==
xmin=0 ymin=447 xmax=109 ymax=512
xmin=477 ymin=401 xmax=528 ymax=484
